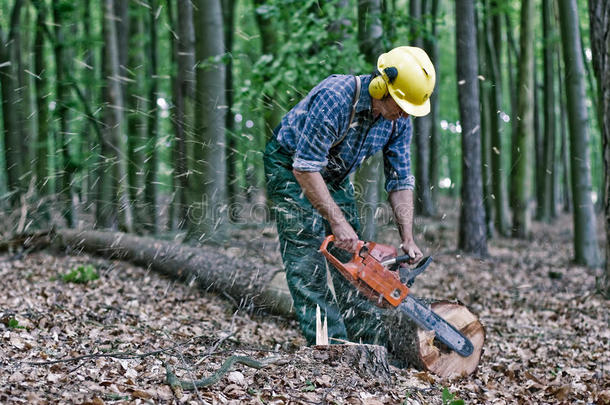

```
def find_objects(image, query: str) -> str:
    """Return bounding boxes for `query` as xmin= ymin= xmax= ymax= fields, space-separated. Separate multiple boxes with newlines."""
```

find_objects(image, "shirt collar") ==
xmin=355 ymin=74 xmax=373 ymax=114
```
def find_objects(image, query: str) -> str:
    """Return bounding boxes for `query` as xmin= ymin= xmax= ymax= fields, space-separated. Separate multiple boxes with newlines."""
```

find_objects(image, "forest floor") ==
xmin=0 ymin=202 xmax=608 ymax=404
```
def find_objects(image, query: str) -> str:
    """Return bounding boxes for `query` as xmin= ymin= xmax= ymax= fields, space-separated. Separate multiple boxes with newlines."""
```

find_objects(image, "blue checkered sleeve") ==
xmin=383 ymin=118 xmax=416 ymax=192
xmin=293 ymin=88 xmax=350 ymax=172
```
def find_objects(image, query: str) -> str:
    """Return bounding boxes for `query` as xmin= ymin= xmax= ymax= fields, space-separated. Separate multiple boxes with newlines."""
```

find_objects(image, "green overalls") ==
xmin=263 ymin=137 xmax=388 ymax=346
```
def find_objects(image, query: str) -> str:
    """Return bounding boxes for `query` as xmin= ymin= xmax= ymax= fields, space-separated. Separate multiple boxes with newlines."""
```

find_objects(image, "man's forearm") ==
xmin=292 ymin=170 xmax=346 ymax=226
xmin=389 ymin=189 xmax=415 ymax=242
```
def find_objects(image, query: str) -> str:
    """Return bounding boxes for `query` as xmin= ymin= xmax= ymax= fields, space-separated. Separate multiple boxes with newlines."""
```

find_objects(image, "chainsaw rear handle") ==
xmin=318 ymin=235 xmax=365 ymax=277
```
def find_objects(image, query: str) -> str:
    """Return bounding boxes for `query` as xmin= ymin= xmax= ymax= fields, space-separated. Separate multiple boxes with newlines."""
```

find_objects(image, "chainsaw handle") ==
xmin=319 ymin=235 xmax=365 ymax=275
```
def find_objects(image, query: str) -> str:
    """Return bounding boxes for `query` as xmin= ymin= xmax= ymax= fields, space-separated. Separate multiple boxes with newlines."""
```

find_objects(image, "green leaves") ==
xmin=442 ymin=387 xmax=464 ymax=405
xmin=61 ymin=264 xmax=99 ymax=284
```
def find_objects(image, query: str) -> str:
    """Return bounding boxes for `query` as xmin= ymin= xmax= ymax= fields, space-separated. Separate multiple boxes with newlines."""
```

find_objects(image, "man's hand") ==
xmin=331 ymin=219 xmax=359 ymax=252
xmin=401 ymin=239 xmax=423 ymax=264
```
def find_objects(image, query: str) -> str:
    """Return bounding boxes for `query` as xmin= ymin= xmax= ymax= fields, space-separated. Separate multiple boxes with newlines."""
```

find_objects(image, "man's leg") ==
xmin=264 ymin=143 xmax=349 ymax=345
xmin=328 ymin=181 xmax=389 ymax=346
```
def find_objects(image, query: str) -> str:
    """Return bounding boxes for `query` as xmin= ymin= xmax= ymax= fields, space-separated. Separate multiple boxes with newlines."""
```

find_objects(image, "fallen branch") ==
xmin=163 ymin=355 xmax=280 ymax=390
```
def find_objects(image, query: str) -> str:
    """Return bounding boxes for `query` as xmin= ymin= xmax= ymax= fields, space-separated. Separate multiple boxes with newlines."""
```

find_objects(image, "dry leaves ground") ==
xmin=0 ymin=207 xmax=608 ymax=404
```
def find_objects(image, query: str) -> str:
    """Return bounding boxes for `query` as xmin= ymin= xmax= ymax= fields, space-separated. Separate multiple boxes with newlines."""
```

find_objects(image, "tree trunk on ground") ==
xmin=356 ymin=0 xmax=383 ymax=241
xmin=558 ymin=0 xmax=601 ymax=266
xmin=510 ymin=0 xmax=534 ymax=238
xmin=20 ymin=228 xmax=484 ymax=377
xmin=587 ymin=0 xmax=609 ymax=292
xmin=187 ymin=0 xmax=228 ymax=242
xmin=102 ymin=0 xmax=134 ymax=233
xmin=455 ymin=0 xmax=488 ymax=256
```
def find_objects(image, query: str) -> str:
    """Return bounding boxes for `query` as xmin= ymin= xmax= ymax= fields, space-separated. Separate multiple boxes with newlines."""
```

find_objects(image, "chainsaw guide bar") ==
xmin=319 ymin=235 xmax=474 ymax=357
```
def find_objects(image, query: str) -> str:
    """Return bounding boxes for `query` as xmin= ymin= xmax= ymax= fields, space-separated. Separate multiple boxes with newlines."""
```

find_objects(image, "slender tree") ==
xmin=540 ymin=0 xmax=558 ymax=221
xmin=455 ymin=0 xmax=487 ymax=256
xmin=425 ymin=0 xmax=441 ymax=206
xmin=485 ymin=0 xmax=510 ymax=236
xmin=34 ymin=0 xmax=50 ymax=197
xmin=145 ymin=0 xmax=159 ymax=234
xmin=0 ymin=0 xmax=25 ymax=202
xmin=587 ymin=0 xmax=609 ymax=289
xmin=410 ymin=0 xmax=435 ymax=217
xmin=355 ymin=0 xmax=384 ymax=241
xmin=187 ymin=0 xmax=227 ymax=242
xmin=557 ymin=0 xmax=601 ymax=266
xmin=510 ymin=0 xmax=535 ymax=238
xmin=101 ymin=0 xmax=134 ymax=233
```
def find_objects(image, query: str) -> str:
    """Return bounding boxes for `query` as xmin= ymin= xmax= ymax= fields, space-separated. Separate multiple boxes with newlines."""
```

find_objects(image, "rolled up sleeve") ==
xmin=383 ymin=118 xmax=416 ymax=192
xmin=293 ymin=89 xmax=347 ymax=172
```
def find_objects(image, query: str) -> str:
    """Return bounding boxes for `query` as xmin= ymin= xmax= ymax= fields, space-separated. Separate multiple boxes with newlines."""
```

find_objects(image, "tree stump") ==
xmin=385 ymin=300 xmax=485 ymax=378
xmin=311 ymin=344 xmax=392 ymax=384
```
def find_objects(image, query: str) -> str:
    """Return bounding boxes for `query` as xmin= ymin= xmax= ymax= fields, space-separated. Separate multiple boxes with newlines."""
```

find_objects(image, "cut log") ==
xmin=311 ymin=344 xmax=392 ymax=384
xmin=4 ymin=229 xmax=484 ymax=377
xmin=385 ymin=300 xmax=485 ymax=379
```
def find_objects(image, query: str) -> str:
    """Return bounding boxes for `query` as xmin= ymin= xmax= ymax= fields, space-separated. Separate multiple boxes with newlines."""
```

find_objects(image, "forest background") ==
xmin=0 ymin=0 xmax=609 ymax=403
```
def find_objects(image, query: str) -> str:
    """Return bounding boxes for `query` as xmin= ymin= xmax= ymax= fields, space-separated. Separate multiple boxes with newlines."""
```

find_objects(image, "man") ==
xmin=264 ymin=46 xmax=436 ymax=345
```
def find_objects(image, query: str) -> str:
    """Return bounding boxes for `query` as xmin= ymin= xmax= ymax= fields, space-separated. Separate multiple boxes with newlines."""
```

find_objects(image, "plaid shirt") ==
xmin=275 ymin=74 xmax=415 ymax=192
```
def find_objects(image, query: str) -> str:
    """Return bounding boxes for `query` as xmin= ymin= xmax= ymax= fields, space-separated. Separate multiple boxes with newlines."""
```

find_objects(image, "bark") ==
xmin=356 ymin=0 xmax=384 ymax=240
xmin=31 ymin=228 xmax=483 ymax=377
xmin=187 ymin=0 xmax=227 ymax=242
xmin=223 ymin=0 xmax=241 ymax=223
xmin=587 ymin=0 xmax=609 ymax=291
xmin=34 ymin=2 xmax=50 ymax=197
xmin=541 ymin=0 xmax=558 ymax=222
xmin=410 ymin=0 xmax=435 ymax=217
xmin=126 ymin=3 xmax=148 ymax=233
xmin=0 ymin=0 xmax=25 ymax=200
xmin=510 ymin=0 xmax=535 ymax=238
xmin=485 ymin=0 xmax=510 ymax=236
xmin=167 ymin=0 xmax=195 ymax=230
xmin=426 ymin=0 xmax=441 ymax=206
xmin=312 ymin=345 xmax=391 ymax=383
xmin=53 ymin=0 xmax=78 ymax=227
xmin=455 ymin=0 xmax=488 ymax=256
xmin=558 ymin=0 xmax=601 ymax=266
xmin=145 ymin=1 xmax=160 ymax=234
xmin=101 ymin=0 xmax=134 ymax=233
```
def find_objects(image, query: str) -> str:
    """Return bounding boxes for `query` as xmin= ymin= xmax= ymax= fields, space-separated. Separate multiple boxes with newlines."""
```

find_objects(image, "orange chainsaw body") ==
xmin=319 ymin=235 xmax=409 ymax=308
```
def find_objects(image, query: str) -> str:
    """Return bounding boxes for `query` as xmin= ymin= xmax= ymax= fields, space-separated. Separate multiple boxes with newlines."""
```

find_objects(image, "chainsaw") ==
xmin=319 ymin=235 xmax=473 ymax=357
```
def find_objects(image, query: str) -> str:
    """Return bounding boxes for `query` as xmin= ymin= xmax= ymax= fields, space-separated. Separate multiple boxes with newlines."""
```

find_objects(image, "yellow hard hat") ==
xmin=370 ymin=46 xmax=436 ymax=117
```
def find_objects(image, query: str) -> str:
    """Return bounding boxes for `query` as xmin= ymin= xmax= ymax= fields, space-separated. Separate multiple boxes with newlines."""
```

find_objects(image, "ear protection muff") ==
xmin=369 ymin=67 xmax=398 ymax=99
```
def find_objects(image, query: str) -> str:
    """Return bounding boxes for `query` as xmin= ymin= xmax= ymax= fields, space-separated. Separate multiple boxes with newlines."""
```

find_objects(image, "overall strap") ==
xmin=332 ymin=75 xmax=361 ymax=148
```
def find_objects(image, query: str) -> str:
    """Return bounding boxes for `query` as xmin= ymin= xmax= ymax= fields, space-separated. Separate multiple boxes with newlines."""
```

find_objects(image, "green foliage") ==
xmin=302 ymin=380 xmax=316 ymax=392
xmin=61 ymin=264 xmax=99 ymax=284
xmin=8 ymin=318 xmax=25 ymax=329
xmin=441 ymin=387 xmax=465 ymax=405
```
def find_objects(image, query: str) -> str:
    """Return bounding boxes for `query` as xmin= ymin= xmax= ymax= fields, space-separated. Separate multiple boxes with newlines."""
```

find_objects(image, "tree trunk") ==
xmin=485 ymin=0 xmax=510 ymax=236
xmin=356 ymin=0 xmax=384 ymax=241
xmin=510 ymin=0 xmax=534 ymax=238
xmin=426 ymin=0 xmax=441 ymax=207
xmin=34 ymin=2 xmax=50 ymax=198
xmin=102 ymin=0 xmax=134 ymax=233
xmin=541 ymin=0 xmax=558 ymax=222
xmin=558 ymin=0 xmax=601 ymax=266
xmin=145 ymin=1 xmax=160 ymax=234
xmin=187 ymin=0 xmax=227 ymax=242
xmin=409 ymin=0 xmax=435 ymax=217
xmin=126 ymin=3 xmax=148 ymax=233
xmin=39 ymin=228 xmax=484 ymax=377
xmin=0 ymin=0 xmax=25 ymax=201
xmin=587 ymin=0 xmax=609 ymax=290
xmin=455 ymin=0 xmax=488 ymax=256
